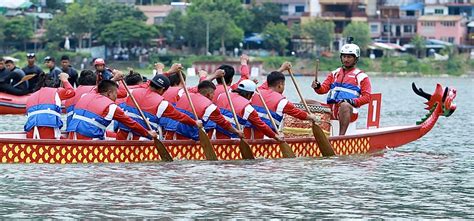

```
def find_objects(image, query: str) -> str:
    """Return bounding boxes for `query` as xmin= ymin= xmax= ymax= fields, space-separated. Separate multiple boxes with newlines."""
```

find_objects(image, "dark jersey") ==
xmin=62 ymin=66 xmax=79 ymax=87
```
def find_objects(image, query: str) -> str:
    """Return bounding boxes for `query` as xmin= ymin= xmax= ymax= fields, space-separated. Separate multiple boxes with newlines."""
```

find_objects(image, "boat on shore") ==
xmin=0 ymin=83 xmax=456 ymax=164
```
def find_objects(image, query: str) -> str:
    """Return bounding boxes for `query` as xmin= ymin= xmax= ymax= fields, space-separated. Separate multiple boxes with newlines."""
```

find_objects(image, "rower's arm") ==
xmin=116 ymin=81 xmax=128 ymax=99
xmin=314 ymin=73 xmax=334 ymax=94
xmin=247 ymin=111 xmax=277 ymax=138
xmin=161 ymin=103 xmax=197 ymax=126
xmin=113 ymin=106 xmax=149 ymax=137
xmin=283 ymin=100 xmax=309 ymax=120
xmin=208 ymin=109 xmax=233 ymax=131
xmin=57 ymin=79 xmax=75 ymax=100
xmin=230 ymin=64 xmax=250 ymax=90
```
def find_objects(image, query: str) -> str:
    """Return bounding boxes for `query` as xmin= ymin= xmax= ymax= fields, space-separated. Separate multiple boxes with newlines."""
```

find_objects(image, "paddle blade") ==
xmin=13 ymin=74 xmax=36 ymax=87
xmin=312 ymin=123 xmax=336 ymax=157
xmin=198 ymin=128 xmax=218 ymax=161
xmin=279 ymin=142 xmax=296 ymax=158
xmin=153 ymin=138 xmax=173 ymax=162
xmin=239 ymin=139 xmax=254 ymax=160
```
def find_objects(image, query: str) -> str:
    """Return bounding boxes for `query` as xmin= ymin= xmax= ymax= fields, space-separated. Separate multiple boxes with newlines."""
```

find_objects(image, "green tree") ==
xmin=45 ymin=0 xmax=65 ymax=11
xmin=0 ymin=16 xmax=6 ymax=51
xmin=263 ymin=22 xmax=290 ymax=55
xmin=4 ymin=16 xmax=34 ymax=50
xmin=410 ymin=34 xmax=425 ymax=58
xmin=181 ymin=11 xmax=208 ymax=52
xmin=100 ymin=19 xmax=159 ymax=48
xmin=208 ymin=11 xmax=244 ymax=55
xmin=177 ymin=6 xmax=245 ymax=54
xmin=303 ymin=19 xmax=335 ymax=50
xmin=44 ymin=13 xmax=68 ymax=43
xmin=249 ymin=2 xmax=282 ymax=33
xmin=95 ymin=1 xmax=147 ymax=29
xmin=158 ymin=10 xmax=184 ymax=48
xmin=63 ymin=3 xmax=97 ymax=48
xmin=187 ymin=0 xmax=252 ymax=33
xmin=342 ymin=22 xmax=371 ymax=52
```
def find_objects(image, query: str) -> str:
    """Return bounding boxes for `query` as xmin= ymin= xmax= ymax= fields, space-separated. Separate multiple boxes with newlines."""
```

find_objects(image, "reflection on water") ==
xmin=0 ymin=77 xmax=472 ymax=218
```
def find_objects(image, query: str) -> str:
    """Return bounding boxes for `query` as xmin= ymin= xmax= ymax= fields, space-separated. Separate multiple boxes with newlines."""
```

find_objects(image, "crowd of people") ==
xmin=1 ymin=42 xmax=371 ymax=141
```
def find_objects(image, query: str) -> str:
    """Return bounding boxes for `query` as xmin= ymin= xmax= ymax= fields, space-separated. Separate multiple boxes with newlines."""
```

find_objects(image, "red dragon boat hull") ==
xmin=0 ymin=83 xmax=457 ymax=164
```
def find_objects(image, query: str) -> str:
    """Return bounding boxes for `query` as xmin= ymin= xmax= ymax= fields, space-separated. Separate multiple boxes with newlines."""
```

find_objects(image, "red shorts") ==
xmin=329 ymin=103 xmax=358 ymax=123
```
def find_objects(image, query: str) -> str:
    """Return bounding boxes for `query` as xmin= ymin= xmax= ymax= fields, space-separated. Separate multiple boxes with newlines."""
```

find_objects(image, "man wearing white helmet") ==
xmin=311 ymin=40 xmax=372 ymax=135
xmin=215 ymin=79 xmax=283 ymax=142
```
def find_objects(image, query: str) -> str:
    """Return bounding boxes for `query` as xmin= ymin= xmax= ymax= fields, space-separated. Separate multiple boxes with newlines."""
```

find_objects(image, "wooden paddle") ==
xmin=287 ymin=68 xmax=336 ymax=157
xmin=13 ymin=74 xmax=36 ymax=87
xmin=315 ymin=59 xmax=319 ymax=82
xmin=255 ymin=87 xmax=295 ymax=158
xmin=178 ymin=70 xmax=218 ymax=161
xmin=220 ymin=77 xmax=254 ymax=160
xmin=120 ymin=79 xmax=173 ymax=162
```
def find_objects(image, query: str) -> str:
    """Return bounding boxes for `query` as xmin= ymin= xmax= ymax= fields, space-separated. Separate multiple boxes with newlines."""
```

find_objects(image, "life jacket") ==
xmin=95 ymin=69 xmax=113 ymax=84
xmin=24 ymin=87 xmax=62 ymax=132
xmin=215 ymin=92 xmax=253 ymax=138
xmin=116 ymin=88 xmax=168 ymax=137
xmin=212 ymin=84 xmax=230 ymax=103
xmin=65 ymin=85 xmax=95 ymax=126
xmin=114 ymin=84 xmax=142 ymax=105
xmin=326 ymin=67 xmax=367 ymax=104
xmin=162 ymin=86 xmax=184 ymax=104
xmin=165 ymin=93 xmax=216 ymax=140
xmin=66 ymin=93 xmax=116 ymax=139
xmin=250 ymin=89 xmax=285 ymax=130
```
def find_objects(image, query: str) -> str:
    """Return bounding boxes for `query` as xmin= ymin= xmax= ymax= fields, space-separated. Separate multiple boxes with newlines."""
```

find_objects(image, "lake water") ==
xmin=0 ymin=77 xmax=472 ymax=219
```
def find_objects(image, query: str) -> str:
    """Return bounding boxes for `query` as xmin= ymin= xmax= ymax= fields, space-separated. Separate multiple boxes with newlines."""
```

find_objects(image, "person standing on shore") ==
xmin=311 ymin=42 xmax=372 ymax=135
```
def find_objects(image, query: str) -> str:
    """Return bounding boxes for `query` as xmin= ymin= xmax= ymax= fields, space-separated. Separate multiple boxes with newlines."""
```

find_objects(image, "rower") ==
xmin=24 ymin=72 xmax=75 ymax=139
xmin=64 ymin=70 xmax=97 ymax=126
xmin=66 ymin=79 xmax=157 ymax=140
xmin=215 ymin=79 xmax=283 ymax=142
xmin=212 ymin=54 xmax=251 ymax=103
xmin=164 ymin=80 xmax=243 ymax=140
xmin=93 ymin=58 xmax=113 ymax=84
xmin=116 ymin=74 xmax=200 ymax=140
xmin=251 ymin=67 xmax=320 ymax=139
xmin=162 ymin=71 xmax=185 ymax=104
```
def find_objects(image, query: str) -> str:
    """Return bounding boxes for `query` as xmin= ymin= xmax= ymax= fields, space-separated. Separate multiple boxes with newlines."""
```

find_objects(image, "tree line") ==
xmin=0 ymin=0 xmax=373 ymax=56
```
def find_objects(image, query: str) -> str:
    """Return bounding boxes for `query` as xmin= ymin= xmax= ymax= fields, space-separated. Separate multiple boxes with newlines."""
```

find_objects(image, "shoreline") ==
xmin=258 ymin=71 xmax=474 ymax=78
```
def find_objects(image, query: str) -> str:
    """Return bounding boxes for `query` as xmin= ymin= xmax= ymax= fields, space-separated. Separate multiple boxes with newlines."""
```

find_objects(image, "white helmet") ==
xmin=237 ymin=80 xmax=257 ymax=93
xmin=340 ymin=43 xmax=360 ymax=58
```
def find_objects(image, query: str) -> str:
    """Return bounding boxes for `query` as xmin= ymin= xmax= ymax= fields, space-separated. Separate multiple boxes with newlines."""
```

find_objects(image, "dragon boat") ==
xmin=0 ymin=83 xmax=456 ymax=164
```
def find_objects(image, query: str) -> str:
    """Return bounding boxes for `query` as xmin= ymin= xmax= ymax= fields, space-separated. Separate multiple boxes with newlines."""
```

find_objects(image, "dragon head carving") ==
xmin=412 ymin=82 xmax=456 ymax=117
